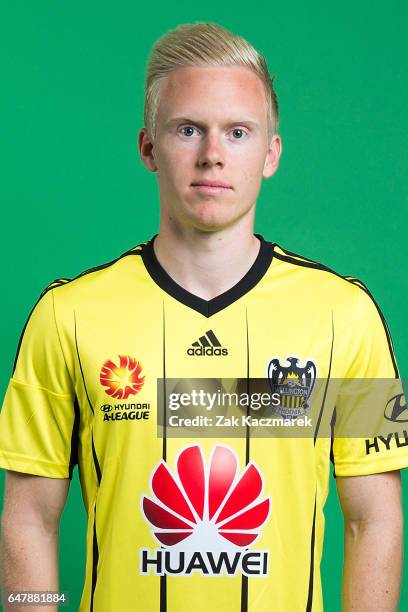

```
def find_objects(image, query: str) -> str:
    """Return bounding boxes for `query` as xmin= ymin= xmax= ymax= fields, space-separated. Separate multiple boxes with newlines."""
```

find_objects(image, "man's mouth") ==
xmin=191 ymin=180 xmax=233 ymax=193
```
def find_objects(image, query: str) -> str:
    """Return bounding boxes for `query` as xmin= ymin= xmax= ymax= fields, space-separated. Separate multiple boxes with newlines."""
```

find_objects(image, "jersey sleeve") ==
xmin=332 ymin=283 xmax=408 ymax=477
xmin=0 ymin=286 xmax=78 ymax=479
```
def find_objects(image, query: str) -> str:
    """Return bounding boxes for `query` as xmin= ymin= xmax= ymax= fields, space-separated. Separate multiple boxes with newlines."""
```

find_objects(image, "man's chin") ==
xmin=185 ymin=210 xmax=244 ymax=232
xmin=166 ymin=197 xmax=254 ymax=232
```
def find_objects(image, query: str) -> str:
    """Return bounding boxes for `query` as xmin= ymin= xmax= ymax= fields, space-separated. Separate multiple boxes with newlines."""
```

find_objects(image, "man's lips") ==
xmin=191 ymin=180 xmax=233 ymax=192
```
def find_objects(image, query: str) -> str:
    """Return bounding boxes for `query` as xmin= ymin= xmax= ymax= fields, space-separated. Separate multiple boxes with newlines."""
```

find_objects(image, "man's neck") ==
xmin=152 ymin=221 xmax=261 ymax=301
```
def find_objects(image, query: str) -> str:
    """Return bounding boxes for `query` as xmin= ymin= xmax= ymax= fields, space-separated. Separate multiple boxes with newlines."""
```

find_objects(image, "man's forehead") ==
xmin=161 ymin=64 xmax=265 ymax=96
xmin=157 ymin=65 xmax=267 ymax=125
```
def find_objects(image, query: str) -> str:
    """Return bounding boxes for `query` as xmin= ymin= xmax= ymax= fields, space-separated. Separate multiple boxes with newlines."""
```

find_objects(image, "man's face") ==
xmin=139 ymin=65 xmax=281 ymax=231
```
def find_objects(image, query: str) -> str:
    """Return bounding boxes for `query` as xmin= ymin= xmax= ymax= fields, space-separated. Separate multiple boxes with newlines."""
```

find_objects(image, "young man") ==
xmin=1 ymin=21 xmax=407 ymax=612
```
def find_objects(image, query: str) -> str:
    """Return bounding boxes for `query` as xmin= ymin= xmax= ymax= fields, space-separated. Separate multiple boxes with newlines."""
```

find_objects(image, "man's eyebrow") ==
xmin=165 ymin=116 xmax=260 ymax=129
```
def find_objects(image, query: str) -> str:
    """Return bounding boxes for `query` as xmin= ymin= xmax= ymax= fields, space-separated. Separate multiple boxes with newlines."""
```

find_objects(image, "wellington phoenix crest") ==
xmin=267 ymin=356 xmax=317 ymax=419
xmin=140 ymin=444 xmax=271 ymax=577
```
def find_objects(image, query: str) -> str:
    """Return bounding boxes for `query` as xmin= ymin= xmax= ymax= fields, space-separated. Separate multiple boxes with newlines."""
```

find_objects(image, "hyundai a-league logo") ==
xmin=100 ymin=355 xmax=145 ymax=400
xmin=140 ymin=444 xmax=271 ymax=576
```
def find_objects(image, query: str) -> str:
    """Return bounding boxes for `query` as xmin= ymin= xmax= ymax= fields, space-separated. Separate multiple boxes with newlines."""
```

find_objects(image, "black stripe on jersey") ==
xmin=90 ymin=503 xmax=99 ymax=612
xmin=91 ymin=437 xmax=102 ymax=485
xmin=160 ymin=300 xmax=167 ymax=612
xmin=241 ymin=307 xmax=251 ymax=612
xmin=241 ymin=578 xmax=248 ymax=612
xmin=273 ymin=249 xmax=399 ymax=378
xmin=140 ymin=234 xmax=274 ymax=318
xmin=89 ymin=440 xmax=101 ymax=609
xmin=313 ymin=312 xmax=334 ymax=444
xmin=160 ymin=576 xmax=167 ymax=612
xmin=344 ymin=276 xmax=399 ymax=378
xmin=11 ymin=280 xmax=68 ymax=374
xmin=74 ymin=312 xmax=102 ymax=609
xmin=68 ymin=396 xmax=81 ymax=480
xmin=275 ymin=245 xmax=322 ymax=266
xmin=74 ymin=312 xmax=95 ymax=415
xmin=162 ymin=300 xmax=167 ymax=462
xmin=245 ymin=307 xmax=251 ymax=463
xmin=74 ymin=313 xmax=101 ymax=481
xmin=74 ymin=305 xmax=102 ymax=502
xmin=306 ymin=495 xmax=317 ymax=612
xmin=329 ymin=408 xmax=337 ymax=479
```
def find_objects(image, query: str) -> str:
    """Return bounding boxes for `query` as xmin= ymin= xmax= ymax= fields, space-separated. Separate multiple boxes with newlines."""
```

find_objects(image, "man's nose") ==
xmin=197 ymin=131 xmax=225 ymax=167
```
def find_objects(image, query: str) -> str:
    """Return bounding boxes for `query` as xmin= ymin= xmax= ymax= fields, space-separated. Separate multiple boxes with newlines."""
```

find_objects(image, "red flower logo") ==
xmin=100 ymin=355 xmax=145 ymax=399
xmin=141 ymin=444 xmax=271 ymax=550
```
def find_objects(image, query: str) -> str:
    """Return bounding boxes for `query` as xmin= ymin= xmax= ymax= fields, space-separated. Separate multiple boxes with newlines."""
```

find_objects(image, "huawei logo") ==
xmin=100 ymin=355 xmax=145 ymax=399
xmin=141 ymin=444 xmax=270 ymax=552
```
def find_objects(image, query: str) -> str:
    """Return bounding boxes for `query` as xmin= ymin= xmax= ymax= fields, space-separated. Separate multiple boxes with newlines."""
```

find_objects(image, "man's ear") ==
xmin=138 ymin=128 xmax=158 ymax=172
xmin=262 ymin=134 xmax=282 ymax=179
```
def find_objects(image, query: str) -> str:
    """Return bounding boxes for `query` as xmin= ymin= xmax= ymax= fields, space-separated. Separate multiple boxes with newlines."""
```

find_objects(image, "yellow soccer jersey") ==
xmin=1 ymin=234 xmax=407 ymax=612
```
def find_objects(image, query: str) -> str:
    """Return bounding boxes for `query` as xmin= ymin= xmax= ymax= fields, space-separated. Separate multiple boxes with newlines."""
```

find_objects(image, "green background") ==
xmin=0 ymin=1 xmax=407 ymax=610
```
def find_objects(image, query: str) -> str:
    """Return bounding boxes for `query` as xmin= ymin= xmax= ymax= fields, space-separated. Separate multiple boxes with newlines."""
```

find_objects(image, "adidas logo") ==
xmin=187 ymin=330 xmax=228 ymax=356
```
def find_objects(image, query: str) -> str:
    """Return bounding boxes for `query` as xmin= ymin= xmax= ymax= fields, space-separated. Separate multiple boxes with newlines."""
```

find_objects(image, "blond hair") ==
xmin=144 ymin=22 xmax=278 ymax=142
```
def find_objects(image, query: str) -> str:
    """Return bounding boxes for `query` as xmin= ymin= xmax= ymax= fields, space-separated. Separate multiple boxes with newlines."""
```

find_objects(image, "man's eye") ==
xmin=231 ymin=128 xmax=247 ymax=139
xmin=179 ymin=126 xmax=197 ymax=137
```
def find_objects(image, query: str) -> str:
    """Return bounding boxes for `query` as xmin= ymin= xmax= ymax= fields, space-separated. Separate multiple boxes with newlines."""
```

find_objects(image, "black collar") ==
xmin=140 ymin=234 xmax=274 ymax=317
